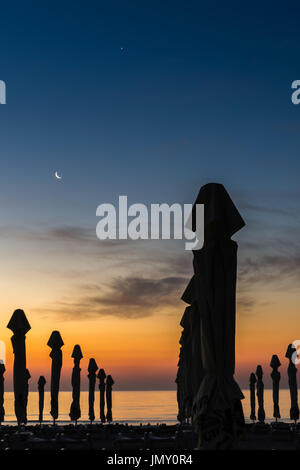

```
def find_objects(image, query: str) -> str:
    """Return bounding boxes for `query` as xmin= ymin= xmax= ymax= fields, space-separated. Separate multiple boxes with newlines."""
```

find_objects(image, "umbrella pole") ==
xmin=69 ymin=345 xmax=83 ymax=423
xmin=97 ymin=369 xmax=107 ymax=423
xmin=88 ymin=358 xmax=98 ymax=425
xmin=286 ymin=344 xmax=300 ymax=424
xmin=48 ymin=331 xmax=64 ymax=428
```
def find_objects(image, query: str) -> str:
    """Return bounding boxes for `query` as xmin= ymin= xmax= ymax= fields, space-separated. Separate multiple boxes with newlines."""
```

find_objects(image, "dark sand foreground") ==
xmin=0 ymin=422 xmax=300 ymax=450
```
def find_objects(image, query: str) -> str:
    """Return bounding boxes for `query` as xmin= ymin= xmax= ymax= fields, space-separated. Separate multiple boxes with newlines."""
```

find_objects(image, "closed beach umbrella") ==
xmin=175 ymin=349 xmax=185 ymax=422
xmin=97 ymin=368 xmax=106 ymax=423
xmin=69 ymin=345 xmax=83 ymax=423
xmin=178 ymin=303 xmax=204 ymax=422
xmin=270 ymin=354 xmax=281 ymax=420
xmin=179 ymin=309 xmax=193 ymax=420
xmin=178 ymin=333 xmax=187 ymax=422
xmin=185 ymin=184 xmax=245 ymax=449
xmin=286 ymin=344 xmax=299 ymax=422
xmin=256 ymin=365 xmax=265 ymax=423
xmin=0 ymin=363 xmax=5 ymax=423
xmin=187 ymin=304 xmax=203 ymax=417
xmin=38 ymin=376 xmax=46 ymax=423
xmin=47 ymin=330 xmax=64 ymax=424
xmin=24 ymin=368 xmax=31 ymax=424
xmin=88 ymin=358 xmax=98 ymax=422
xmin=181 ymin=282 xmax=204 ymax=412
xmin=249 ymin=373 xmax=256 ymax=422
xmin=106 ymin=375 xmax=114 ymax=422
xmin=7 ymin=309 xmax=31 ymax=425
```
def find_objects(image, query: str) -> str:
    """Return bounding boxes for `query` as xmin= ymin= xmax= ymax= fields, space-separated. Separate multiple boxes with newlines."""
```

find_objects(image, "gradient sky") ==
xmin=0 ymin=0 xmax=300 ymax=391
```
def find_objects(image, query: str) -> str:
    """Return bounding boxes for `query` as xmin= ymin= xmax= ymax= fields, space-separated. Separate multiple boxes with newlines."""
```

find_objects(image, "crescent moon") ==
xmin=55 ymin=171 xmax=62 ymax=180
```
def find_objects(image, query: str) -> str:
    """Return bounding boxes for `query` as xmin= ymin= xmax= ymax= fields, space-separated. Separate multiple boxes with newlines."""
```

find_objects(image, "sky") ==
xmin=0 ymin=0 xmax=300 ymax=391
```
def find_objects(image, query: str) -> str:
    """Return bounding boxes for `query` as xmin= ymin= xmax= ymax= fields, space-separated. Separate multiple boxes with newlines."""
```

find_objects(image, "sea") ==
xmin=1 ymin=389 xmax=298 ymax=425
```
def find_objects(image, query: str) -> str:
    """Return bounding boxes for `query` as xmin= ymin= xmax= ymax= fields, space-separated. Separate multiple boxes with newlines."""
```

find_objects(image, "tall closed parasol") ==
xmin=69 ymin=345 xmax=83 ymax=423
xmin=270 ymin=355 xmax=281 ymax=421
xmin=286 ymin=344 xmax=299 ymax=422
xmin=97 ymin=368 xmax=106 ymax=423
xmin=7 ymin=309 xmax=31 ymax=425
xmin=256 ymin=365 xmax=265 ymax=423
xmin=185 ymin=183 xmax=245 ymax=449
xmin=106 ymin=375 xmax=114 ymax=422
xmin=181 ymin=278 xmax=204 ymax=424
xmin=88 ymin=358 xmax=98 ymax=423
xmin=47 ymin=330 xmax=64 ymax=424
xmin=38 ymin=376 xmax=46 ymax=423
xmin=249 ymin=373 xmax=256 ymax=422
xmin=178 ymin=309 xmax=193 ymax=420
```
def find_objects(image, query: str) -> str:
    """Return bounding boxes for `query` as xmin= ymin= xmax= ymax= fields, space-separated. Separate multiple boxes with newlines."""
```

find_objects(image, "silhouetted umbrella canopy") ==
xmin=175 ymin=370 xmax=182 ymax=422
xmin=98 ymin=368 xmax=106 ymax=423
xmin=7 ymin=309 xmax=31 ymax=334
xmin=176 ymin=348 xmax=185 ymax=422
xmin=286 ymin=344 xmax=299 ymax=422
xmin=0 ymin=364 xmax=5 ymax=423
xmin=106 ymin=375 xmax=114 ymax=422
xmin=249 ymin=373 xmax=256 ymax=421
xmin=47 ymin=330 xmax=64 ymax=422
xmin=69 ymin=344 xmax=83 ymax=422
xmin=179 ymin=309 xmax=193 ymax=419
xmin=7 ymin=309 xmax=31 ymax=424
xmin=88 ymin=358 xmax=98 ymax=422
xmin=186 ymin=183 xmax=245 ymax=448
xmin=177 ymin=334 xmax=188 ymax=422
xmin=256 ymin=365 xmax=265 ymax=423
xmin=24 ymin=368 xmax=31 ymax=424
xmin=270 ymin=354 xmax=281 ymax=420
xmin=38 ymin=376 xmax=46 ymax=423
xmin=181 ymin=280 xmax=204 ymax=419
xmin=190 ymin=182 xmax=245 ymax=236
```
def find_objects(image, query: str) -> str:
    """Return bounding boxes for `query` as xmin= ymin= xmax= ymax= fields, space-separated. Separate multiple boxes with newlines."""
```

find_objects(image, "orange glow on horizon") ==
xmin=1 ymin=261 xmax=299 ymax=392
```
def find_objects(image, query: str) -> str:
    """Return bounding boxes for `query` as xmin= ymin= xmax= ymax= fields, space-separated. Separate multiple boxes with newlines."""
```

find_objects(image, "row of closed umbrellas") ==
xmin=250 ymin=346 xmax=299 ymax=423
xmin=0 ymin=309 xmax=114 ymax=425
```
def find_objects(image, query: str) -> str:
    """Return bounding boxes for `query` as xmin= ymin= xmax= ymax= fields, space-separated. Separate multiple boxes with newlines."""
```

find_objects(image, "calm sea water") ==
xmin=2 ymin=389 xmax=298 ymax=424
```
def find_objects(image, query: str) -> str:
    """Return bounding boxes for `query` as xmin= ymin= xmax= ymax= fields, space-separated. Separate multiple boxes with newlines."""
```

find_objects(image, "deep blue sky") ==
xmin=1 ymin=0 xmax=300 ymax=223
xmin=1 ymin=0 xmax=300 ymax=390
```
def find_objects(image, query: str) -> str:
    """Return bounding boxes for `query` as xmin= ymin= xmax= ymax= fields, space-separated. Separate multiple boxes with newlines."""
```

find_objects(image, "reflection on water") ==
xmin=2 ymin=389 xmax=299 ymax=424
xmin=4 ymin=390 xmax=178 ymax=424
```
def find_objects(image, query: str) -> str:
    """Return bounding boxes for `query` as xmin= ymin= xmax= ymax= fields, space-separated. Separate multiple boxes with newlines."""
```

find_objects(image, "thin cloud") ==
xmin=239 ymin=255 xmax=300 ymax=287
xmin=237 ymin=294 xmax=256 ymax=314
xmin=239 ymin=202 xmax=292 ymax=217
xmin=48 ymin=226 xmax=93 ymax=242
xmin=38 ymin=275 xmax=188 ymax=320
